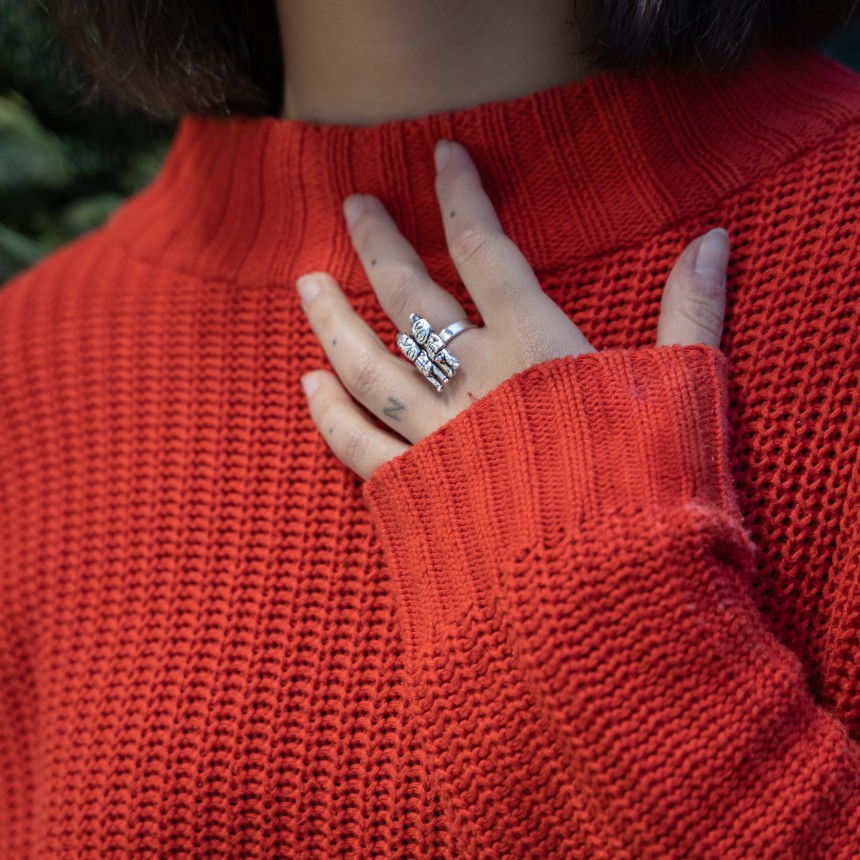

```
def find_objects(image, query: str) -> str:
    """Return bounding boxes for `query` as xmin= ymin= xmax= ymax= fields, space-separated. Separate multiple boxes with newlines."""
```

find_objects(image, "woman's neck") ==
xmin=276 ymin=0 xmax=599 ymax=126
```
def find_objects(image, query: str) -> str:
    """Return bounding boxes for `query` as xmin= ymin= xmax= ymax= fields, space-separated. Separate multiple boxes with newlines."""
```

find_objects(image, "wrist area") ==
xmin=362 ymin=346 xmax=741 ymax=601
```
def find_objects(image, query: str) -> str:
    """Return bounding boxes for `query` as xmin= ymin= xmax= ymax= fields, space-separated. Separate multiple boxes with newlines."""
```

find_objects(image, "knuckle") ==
xmin=313 ymin=393 xmax=338 ymax=437
xmin=692 ymin=271 xmax=727 ymax=302
xmin=438 ymin=165 xmax=475 ymax=200
xmin=450 ymin=224 xmax=495 ymax=269
xmin=356 ymin=217 xmax=383 ymax=256
xmin=347 ymin=348 xmax=381 ymax=400
xmin=677 ymin=282 xmax=724 ymax=336
xmin=383 ymin=261 xmax=425 ymax=323
xmin=312 ymin=291 xmax=339 ymax=329
xmin=338 ymin=423 xmax=369 ymax=468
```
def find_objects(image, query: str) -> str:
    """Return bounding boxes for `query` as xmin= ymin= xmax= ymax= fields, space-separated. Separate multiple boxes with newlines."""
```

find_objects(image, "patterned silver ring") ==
xmin=395 ymin=312 xmax=478 ymax=393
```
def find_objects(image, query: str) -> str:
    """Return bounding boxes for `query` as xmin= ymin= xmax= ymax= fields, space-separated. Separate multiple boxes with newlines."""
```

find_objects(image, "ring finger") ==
xmin=296 ymin=271 xmax=447 ymax=442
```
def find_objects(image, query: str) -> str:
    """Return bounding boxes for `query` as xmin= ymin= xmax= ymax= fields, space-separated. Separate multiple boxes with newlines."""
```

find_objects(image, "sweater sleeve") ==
xmin=361 ymin=344 xmax=860 ymax=860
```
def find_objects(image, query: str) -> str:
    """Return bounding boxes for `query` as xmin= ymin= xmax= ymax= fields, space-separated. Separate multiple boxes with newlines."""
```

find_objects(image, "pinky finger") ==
xmin=301 ymin=371 xmax=410 ymax=482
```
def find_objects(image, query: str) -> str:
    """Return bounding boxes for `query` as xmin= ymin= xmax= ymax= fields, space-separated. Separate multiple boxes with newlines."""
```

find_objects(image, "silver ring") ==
xmin=438 ymin=319 xmax=477 ymax=344
xmin=395 ymin=312 xmax=478 ymax=393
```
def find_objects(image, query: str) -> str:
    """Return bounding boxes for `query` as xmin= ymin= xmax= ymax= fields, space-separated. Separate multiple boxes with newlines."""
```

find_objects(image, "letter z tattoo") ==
xmin=382 ymin=397 xmax=405 ymax=421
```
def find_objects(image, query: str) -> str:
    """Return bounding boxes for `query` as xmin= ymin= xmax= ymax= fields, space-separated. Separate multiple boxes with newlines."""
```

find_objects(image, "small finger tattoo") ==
xmin=382 ymin=397 xmax=405 ymax=421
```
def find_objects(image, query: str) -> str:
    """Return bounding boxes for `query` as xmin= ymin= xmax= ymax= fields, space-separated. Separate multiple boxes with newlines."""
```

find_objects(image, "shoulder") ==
xmin=753 ymin=47 xmax=860 ymax=185
xmin=0 ymin=222 xmax=117 ymax=315
xmin=714 ymin=47 xmax=860 ymax=252
xmin=721 ymin=46 xmax=860 ymax=183
xmin=0 ymin=202 xmax=199 ymax=331
xmin=0 ymin=227 xmax=119 ymax=405
xmin=689 ymin=44 xmax=860 ymax=193
xmin=766 ymin=55 xmax=860 ymax=250
xmin=0 ymin=218 xmax=196 ymax=408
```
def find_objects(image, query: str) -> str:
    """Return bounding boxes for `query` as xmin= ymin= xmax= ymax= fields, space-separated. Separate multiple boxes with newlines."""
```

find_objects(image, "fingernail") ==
xmin=343 ymin=195 xmax=366 ymax=227
xmin=694 ymin=227 xmax=730 ymax=282
xmin=435 ymin=140 xmax=452 ymax=173
xmin=301 ymin=373 xmax=320 ymax=398
xmin=296 ymin=274 xmax=322 ymax=309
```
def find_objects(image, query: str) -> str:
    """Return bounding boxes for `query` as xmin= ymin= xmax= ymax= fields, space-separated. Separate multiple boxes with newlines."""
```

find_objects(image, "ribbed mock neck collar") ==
xmin=106 ymin=42 xmax=858 ymax=290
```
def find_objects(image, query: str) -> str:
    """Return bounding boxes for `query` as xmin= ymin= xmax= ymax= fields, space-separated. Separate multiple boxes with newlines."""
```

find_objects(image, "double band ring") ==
xmin=395 ymin=312 xmax=478 ymax=392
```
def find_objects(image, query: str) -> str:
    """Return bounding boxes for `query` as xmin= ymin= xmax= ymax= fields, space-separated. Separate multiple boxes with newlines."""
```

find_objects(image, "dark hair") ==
xmin=36 ymin=0 xmax=860 ymax=120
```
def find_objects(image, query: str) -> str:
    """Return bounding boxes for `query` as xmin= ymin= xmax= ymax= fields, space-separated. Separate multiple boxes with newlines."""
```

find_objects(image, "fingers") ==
xmin=300 ymin=370 xmax=410 ymax=482
xmin=656 ymin=228 xmax=729 ymax=349
xmin=433 ymin=139 xmax=545 ymax=327
xmin=297 ymin=271 xmax=446 ymax=440
xmin=343 ymin=192 xmax=470 ymax=337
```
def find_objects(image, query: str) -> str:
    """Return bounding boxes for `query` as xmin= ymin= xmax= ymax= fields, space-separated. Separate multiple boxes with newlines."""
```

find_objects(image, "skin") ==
xmin=276 ymin=0 xmax=600 ymax=125
xmin=274 ymin=1 xmax=731 ymax=481
xmin=296 ymin=142 xmax=730 ymax=481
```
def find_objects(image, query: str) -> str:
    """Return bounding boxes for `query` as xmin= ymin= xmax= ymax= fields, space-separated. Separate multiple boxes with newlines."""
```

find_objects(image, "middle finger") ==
xmin=434 ymin=139 xmax=545 ymax=327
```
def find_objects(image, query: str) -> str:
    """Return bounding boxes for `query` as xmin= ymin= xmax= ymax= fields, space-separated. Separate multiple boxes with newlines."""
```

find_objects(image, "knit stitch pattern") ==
xmin=0 ymin=41 xmax=858 ymax=858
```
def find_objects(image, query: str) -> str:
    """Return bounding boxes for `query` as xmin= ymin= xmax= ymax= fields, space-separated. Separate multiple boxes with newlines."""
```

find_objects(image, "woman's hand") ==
xmin=297 ymin=139 xmax=730 ymax=482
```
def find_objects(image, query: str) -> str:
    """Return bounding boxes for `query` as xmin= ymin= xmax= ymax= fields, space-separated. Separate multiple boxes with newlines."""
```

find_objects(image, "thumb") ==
xmin=655 ymin=227 xmax=730 ymax=349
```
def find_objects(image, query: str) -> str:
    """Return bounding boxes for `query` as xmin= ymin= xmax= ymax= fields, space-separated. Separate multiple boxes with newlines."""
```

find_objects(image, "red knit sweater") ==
xmin=1 ymin=40 xmax=859 ymax=858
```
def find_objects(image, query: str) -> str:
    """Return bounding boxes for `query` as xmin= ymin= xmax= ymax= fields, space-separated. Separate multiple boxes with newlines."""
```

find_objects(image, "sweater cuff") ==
xmin=362 ymin=345 xmax=742 ymax=639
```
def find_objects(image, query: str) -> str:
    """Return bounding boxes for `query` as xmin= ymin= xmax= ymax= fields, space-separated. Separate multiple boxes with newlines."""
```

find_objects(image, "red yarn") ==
xmin=1 ymin=40 xmax=858 ymax=857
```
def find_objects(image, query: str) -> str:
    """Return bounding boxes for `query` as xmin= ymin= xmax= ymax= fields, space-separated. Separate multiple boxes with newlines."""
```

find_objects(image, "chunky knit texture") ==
xmin=1 ymin=40 xmax=859 ymax=858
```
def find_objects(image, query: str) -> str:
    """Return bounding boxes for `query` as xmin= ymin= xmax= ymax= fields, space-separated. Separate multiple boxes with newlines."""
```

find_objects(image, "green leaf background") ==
xmin=1 ymin=0 xmax=859 ymax=283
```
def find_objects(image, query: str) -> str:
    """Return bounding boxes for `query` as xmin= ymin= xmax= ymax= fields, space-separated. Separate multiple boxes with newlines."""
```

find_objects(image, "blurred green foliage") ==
xmin=1 ymin=0 xmax=859 ymax=283
xmin=0 ymin=0 xmax=176 ymax=282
